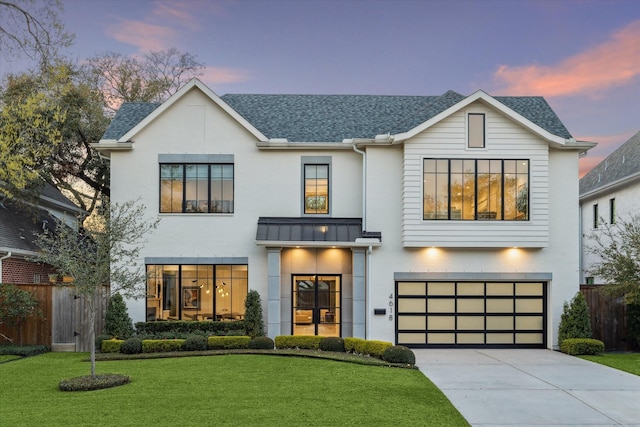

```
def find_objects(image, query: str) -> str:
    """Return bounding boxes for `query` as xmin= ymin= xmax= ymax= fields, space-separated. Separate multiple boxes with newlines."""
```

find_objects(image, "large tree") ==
xmin=35 ymin=198 xmax=159 ymax=376
xmin=0 ymin=0 xmax=73 ymax=64
xmin=586 ymin=214 xmax=640 ymax=304
xmin=85 ymin=48 xmax=204 ymax=113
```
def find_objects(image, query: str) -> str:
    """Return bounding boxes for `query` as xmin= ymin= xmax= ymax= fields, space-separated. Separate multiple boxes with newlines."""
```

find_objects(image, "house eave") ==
xmin=256 ymin=240 xmax=382 ymax=248
xmin=90 ymin=141 xmax=134 ymax=154
xmin=580 ymin=172 xmax=640 ymax=202
xmin=256 ymin=141 xmax=355 ymax=150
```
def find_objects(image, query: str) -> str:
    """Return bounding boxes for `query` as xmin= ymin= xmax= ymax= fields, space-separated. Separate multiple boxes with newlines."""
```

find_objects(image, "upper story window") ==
xmin=160 ymin=163 xmax=234 ymax=213
xmin=609 ymin=198 xmax=616 ymax=224
xmin=593 ymin=204 xmax=599 ymax=228
xmin=423 ymin=158 xmax=529 ymax=221
xmin=303 ymin=157 xmax=331 ymax=215
xmin=468 ymin=113 xmax=485 ymax=148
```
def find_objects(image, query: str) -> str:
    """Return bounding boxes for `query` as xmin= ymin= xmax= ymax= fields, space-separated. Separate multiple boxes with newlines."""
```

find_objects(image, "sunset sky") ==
xmin=3 ymin=0 xmax=638 ymax=176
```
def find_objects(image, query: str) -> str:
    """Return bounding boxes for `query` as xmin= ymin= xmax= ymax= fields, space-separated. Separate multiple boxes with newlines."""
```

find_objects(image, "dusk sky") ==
xmin=3 ymin=0 xmax=638 ymax=176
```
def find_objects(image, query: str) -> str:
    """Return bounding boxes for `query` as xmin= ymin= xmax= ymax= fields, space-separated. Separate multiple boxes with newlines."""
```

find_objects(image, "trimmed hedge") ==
xmin=345 ymin=337 xmax=393 ymax=358
xmin=248 ymin=336 xmax=275 ymax=349
xmin=207 ymin=336 xmax=251 ymax=349
xmin=184 ymin=335 xmax=208 ymax=351
xmin=560 ymin=338 xmax=604 ymax=355
xmin=101 ymin=339 xmax=124 ymax=353
xmin=59 ymin=374 xmax=130 ymax=391
xmin=319 ymin=336 xmax=345 ymax=352
xmin=142 ymin=339 xmax=185 ymax=353
xmin=275 ymin=335 xmax=323 ymax=350
xmin=121 ymin=337 xmax=143 ymax=354
xmin=135 ymin=320 xmax=246 ymax=336
xmin=383 ymin=345 xmax=415 ymax=365
xmin=0 ymin=345 xmax=49 ymax=357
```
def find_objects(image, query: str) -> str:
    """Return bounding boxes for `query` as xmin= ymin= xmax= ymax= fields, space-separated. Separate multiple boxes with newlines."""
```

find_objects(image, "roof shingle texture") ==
xmin=580 ymin=130 xmax=640 ymax=195
xmin=102 ymin=91 xmax=572 ymax=142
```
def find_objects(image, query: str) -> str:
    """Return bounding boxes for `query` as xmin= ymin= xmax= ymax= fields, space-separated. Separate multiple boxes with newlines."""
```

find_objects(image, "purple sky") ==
xmin=3 ymin=0 xmax=638 ymax=176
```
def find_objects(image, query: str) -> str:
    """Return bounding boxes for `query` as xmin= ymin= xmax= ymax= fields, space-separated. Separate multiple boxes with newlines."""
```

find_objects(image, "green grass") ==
xmin=580 ymin=352 xmax=640 ymax=376
xmin=0 ymin=354 xmax=20 ymax=363
xmin=0 ymin=352 xmax=468 ymax=426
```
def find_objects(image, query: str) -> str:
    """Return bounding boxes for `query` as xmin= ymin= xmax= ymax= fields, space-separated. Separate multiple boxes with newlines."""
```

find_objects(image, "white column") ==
xmin=266 ymin=247 xmax=282 ymax=338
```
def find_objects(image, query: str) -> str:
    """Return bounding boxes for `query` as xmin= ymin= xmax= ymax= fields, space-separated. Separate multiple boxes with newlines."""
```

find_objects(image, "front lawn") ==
xmin=580 ymin=352 xmax=640 ymax=376
xmin=0 ymin=352 xmax=468 ymax=426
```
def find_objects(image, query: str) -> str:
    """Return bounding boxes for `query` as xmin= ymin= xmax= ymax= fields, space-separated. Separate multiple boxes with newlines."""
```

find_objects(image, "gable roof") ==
xmin=0 ymin=200 xmax=57 ymax=255
xmin=579 ymin=130 xmax=640 ymax=198
xmin=98 ymin=78 xmax=579 ymax=147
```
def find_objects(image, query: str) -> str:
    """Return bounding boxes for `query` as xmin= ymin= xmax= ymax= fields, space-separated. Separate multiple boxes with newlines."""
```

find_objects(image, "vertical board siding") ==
xmin=580 ymin=285 xmax=632 ymax=351
xmin=401 ymin=107 xmax=550 ymax=247
xmin=0 ymin=284 xmax=107 ymax=351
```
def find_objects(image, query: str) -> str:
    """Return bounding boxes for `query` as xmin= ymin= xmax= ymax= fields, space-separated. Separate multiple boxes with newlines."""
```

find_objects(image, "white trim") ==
xmin=117 ymin=79 xmax=268 ymax=143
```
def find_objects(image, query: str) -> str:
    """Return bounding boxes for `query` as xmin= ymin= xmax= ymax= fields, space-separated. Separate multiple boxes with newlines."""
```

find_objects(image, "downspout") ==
xmin=0 ymin=252 xmax=11 ymax=283
xmin=353 ymin=143 xmax=371 ymax=339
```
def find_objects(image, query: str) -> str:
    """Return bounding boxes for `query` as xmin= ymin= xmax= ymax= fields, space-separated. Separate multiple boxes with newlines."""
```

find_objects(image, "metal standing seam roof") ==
xmin=256 ymin=217 xmax=376 ymax=243
xmin=101 ymin=91 xmax=573 ymax=142
xmin=580 ymin=130 xmax=640 ymax=196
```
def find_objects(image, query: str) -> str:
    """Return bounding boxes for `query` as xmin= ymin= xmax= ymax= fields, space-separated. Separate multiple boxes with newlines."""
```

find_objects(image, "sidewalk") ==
xmin=414 ymin=349 xmax=640 ymax=426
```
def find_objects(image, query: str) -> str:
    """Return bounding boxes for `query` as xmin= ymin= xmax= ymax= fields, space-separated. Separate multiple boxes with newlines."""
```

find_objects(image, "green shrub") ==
xmin=142 ymin=339 xmax=185 ymax=353
xmin=101 ymin=339 xmax=123 ymax=353
xmin=244 ymin=290 xmax=265 ymax=338
xmin=95 ymin=334 xmax=112 ymax=351
xmin=558 ymin=292 xmax=592 ymax=344
xmin=248 ymin=336 xmax=274 ymax=349
xmin=383 ymin=345 xmax=416 ymax=365
xmin=275 ymin=335 xmax=323 ymax=350
xmin=560 ymin=338 xmax=604 ymax=355
xmin=319 ymin=336 xmax=345 ymax=352
xmin=363 ymin=340 xmax=393 ymax=358
xmin=135 ymin=320 xmax=246 ymax=336
xmin=207 ymin=336 xmax=251 ymax=349
xmin=344 ymin=337 xmax=365 ymax=354
xmin=120 ymin=337 xmax=142 ymax=354
xmin=59 ymin=374 xmax=130 ymax=391
xmin=0 ymin=345 xmax=49 ymax=357
xmin=627 ymin=303 xmax=640 ymax=349
xmin=104 ymin=293 xmax=134 ymax=339
xmin=184 ymin=335 xmax=208 ymax=351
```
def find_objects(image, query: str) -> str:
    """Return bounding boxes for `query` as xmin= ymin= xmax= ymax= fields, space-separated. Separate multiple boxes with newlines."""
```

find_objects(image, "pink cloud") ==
xmin=494 ymin=20 xmax=640 ymax=97
xmin=106 ymin=20 xmax=176 ymax=51
xmin=200 ymin=66 xmax=251 ymax=85
xmin=152 ymin=1 xmax=200 ymax=30
xmin=577 ymin=129 xmax=637 ymax=177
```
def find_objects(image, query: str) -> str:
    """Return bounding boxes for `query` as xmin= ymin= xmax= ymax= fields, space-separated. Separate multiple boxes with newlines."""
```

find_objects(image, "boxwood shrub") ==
xmin=275 ymin=335 xmax=323 ymax=350
xmin=248 ymin=336 xmax=275 ymax=349
xmin=319 ymin=336 xmax=345 ymax=352
xmin=0 ymin=345 xmax=49 ymax=357
xmin=135 ymin=320 xmax=246 ymax=336
xmin=184 ymin=335 xmax=208 ymax=351
xmin=383 ymin=345 xmax=415 ymax=365
xmin=560 ymin=338 xmax=604 ymax=355
xmin=101 ymin=339 xmax=123 ymax=353
xmin=344 ymin=337 xmax=392 ymax=359
xmin=207 ymin=336 xmax=251 ymax=349
xmin=142 ymin=339 xmax=185 ymax=353
xmin=59 ymin=374 xmax=130 ymax=391
xmin=120 ymin=337 xmax=143 ymax=354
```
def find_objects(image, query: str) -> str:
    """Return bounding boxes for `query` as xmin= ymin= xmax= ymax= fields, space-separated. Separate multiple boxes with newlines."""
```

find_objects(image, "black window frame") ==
xmin=468 ymin=113 xmax=486 ymax=148
xmin=303 ymin=163 xmax=330 ymax=215
xmin=609 ymin=198 xmax=616 ymax=224
xmin=593 ymin=204 xmax=599 ymax=229
xmin=159 ymin=163 xmax=234 ymax=214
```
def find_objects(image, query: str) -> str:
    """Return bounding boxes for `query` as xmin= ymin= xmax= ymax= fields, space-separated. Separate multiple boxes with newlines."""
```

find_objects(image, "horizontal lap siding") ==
xmin=402 ymin=108 xmax=549 ymax=248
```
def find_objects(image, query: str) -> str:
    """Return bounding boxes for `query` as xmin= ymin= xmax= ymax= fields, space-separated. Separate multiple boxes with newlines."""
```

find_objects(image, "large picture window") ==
xmin=160 ymin=163 xmax=234 ymax=213
xmin=423 ymin=159 xmax=529 ymax=221
xmin=304 ymin=164 xmax=329 ymax=214
xmin=146 ymin=264 xmax=248 ymax=322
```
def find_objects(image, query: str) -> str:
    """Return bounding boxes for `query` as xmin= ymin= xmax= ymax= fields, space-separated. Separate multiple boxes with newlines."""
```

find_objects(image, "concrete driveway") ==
xmin=414 ymin=349 xmax=640 ymax=427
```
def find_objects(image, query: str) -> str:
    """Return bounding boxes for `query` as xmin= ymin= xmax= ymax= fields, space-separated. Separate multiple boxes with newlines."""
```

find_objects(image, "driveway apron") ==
xmin=415 ymin=349 xmax=640 ymax=427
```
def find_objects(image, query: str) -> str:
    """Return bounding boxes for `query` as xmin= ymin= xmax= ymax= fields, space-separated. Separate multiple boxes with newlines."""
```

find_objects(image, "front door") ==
xmin=292 ymin=275 xmax=341 ymax=337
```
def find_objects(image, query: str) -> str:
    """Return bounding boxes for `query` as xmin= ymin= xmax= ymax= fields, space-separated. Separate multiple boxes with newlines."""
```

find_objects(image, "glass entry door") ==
xmin=293 ymin=275 xmax=341 ymax=337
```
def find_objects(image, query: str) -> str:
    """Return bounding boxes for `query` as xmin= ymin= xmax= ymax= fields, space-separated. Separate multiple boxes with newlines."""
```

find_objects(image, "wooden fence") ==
xmin=580 ymin=284 xmax=635 ymax=351
xmin=0 ymin=284 xmax=108 ymax=351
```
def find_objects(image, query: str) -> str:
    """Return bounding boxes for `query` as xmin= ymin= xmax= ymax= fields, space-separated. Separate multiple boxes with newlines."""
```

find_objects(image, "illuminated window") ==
xmin=423 ymin=158 xmax=529 ymax=221
xmin=160 ymin=163 xmax=234 ymax=213
xmin=304 ymin=164 xmax=329 ymax=214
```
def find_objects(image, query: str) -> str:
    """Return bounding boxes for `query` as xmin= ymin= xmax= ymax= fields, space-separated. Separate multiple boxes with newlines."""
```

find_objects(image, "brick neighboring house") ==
xmin=0 ymin=183 xmax=84 ymax=283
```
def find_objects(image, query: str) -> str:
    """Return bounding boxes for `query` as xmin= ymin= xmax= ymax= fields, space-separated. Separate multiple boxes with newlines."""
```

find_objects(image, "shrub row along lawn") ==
xmin=1 ymin=352 xmax=469 ymax=426
xmin=580 ymin=352 xmax=640 ymax=376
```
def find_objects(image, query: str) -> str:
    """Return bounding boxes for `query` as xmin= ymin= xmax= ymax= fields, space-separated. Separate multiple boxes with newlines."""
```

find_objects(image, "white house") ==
xmin=580 ymin=130 xmax=640 ymax=283
xmin=94 ymin=79 xmax=595 ymax=348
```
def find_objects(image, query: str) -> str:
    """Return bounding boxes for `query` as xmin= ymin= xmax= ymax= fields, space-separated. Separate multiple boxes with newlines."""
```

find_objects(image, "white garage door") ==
xmin=396 ymin=281 xmax=546 ymax=348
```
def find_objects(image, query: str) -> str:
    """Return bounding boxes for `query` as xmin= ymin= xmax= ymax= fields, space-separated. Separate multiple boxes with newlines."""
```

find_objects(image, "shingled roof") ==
xmin=102 ymin=90 xmax=572 ymax=142
xmin=580 ymin=130 xmax=640 ymax=197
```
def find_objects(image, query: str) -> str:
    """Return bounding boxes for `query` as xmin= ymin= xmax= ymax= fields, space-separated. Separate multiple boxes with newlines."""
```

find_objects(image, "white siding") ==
xmin=401 ymin=103 xmax=550 ymax=247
